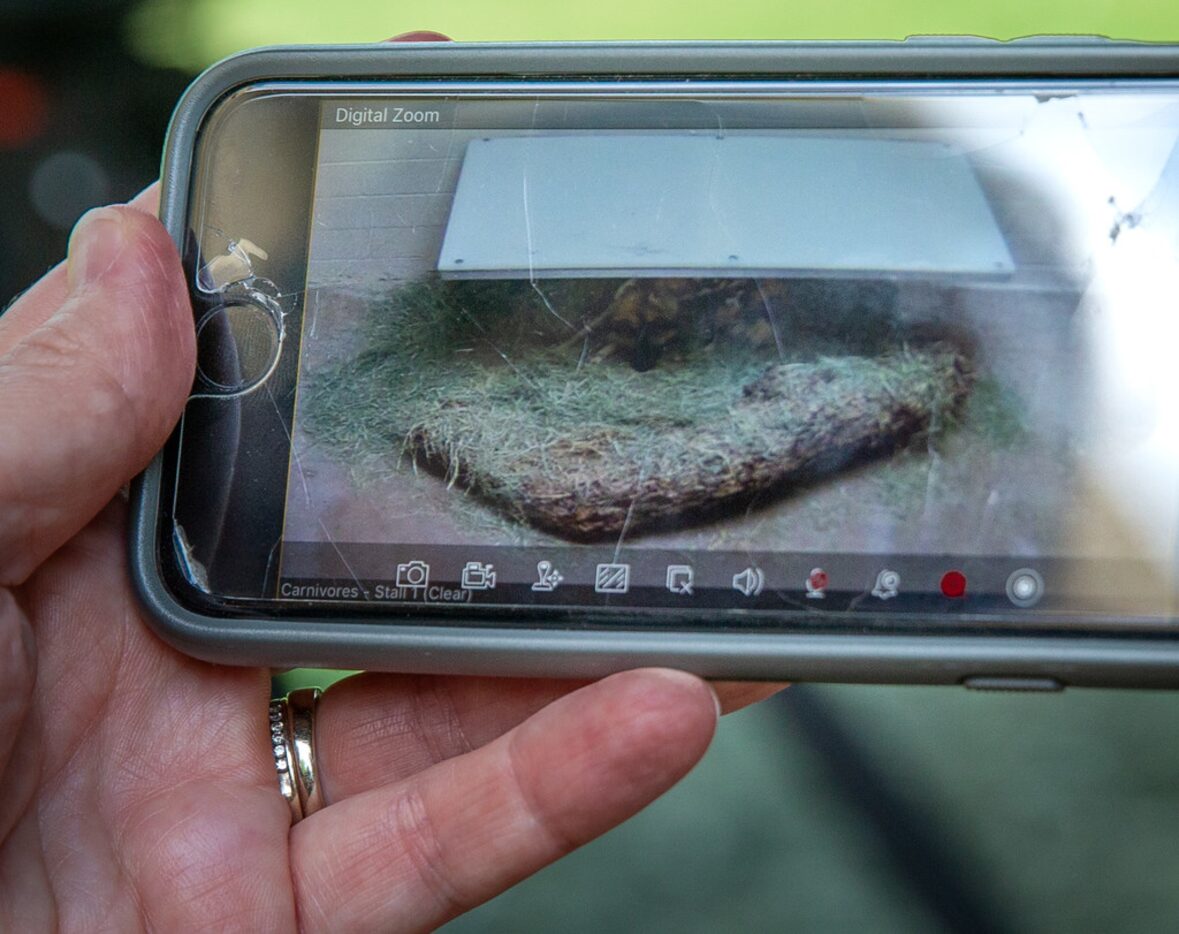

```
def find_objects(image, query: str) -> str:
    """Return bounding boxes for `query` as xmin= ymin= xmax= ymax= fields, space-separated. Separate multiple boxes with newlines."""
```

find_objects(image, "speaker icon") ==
xmin=732 ymin=566 xmax=765 ymax=598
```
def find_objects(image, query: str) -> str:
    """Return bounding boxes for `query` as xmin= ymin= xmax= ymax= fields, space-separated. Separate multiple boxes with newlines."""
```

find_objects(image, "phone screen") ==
xmin=174 ymin=81 xmax=1179 ymax=630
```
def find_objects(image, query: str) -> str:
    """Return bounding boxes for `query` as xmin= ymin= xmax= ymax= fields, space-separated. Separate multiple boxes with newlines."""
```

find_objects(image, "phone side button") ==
xmin=961 ymin=676 xmax=1065 ymax=693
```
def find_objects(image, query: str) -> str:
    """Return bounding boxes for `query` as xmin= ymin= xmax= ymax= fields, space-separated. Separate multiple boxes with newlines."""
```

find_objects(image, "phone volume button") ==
xmin=901 ymin=35 xmax=1003 ymax=45
xmin=961 ymin=676 xmax=1065 ymax=692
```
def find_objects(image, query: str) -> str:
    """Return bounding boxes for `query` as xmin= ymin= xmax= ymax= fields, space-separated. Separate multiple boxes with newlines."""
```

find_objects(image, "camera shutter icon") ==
xmin=395 ymin=560 xmax=430 ymax=592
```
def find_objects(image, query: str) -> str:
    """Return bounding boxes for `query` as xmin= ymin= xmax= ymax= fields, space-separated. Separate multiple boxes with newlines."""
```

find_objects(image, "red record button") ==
xmin=940 ymin=570 xmax=967 ymax=598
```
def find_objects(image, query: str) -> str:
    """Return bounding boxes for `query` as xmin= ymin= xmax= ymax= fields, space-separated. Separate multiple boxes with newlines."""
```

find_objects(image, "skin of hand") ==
xmin=0 ymin=46 xmax=783 ymax=932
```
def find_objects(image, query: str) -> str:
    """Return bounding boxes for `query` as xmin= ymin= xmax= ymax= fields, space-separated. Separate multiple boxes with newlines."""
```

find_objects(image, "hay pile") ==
xmin=302 ymin=277 xmax=972 ymax=541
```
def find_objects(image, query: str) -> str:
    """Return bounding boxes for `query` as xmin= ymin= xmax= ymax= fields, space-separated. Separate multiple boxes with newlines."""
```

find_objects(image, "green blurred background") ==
xmin=4 ymin=2 xmax=1179 ymax=932
xmin=123 ymin=0 xmax=1179 ymax=71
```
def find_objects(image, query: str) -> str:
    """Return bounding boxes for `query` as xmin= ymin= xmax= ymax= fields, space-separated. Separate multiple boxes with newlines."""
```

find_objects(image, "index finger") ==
xmin=292 ymin=670 xmax=718 ymax=932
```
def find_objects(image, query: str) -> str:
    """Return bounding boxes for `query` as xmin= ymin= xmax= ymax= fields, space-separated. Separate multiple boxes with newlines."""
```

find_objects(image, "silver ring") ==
xmin=269 ymin=687 xmax=325 ymax=823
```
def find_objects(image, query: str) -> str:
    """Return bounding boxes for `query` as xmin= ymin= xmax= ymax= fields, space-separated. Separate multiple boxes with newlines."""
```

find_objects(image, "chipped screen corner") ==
xmin=174 ymin=80 xmax=1179 ymax=632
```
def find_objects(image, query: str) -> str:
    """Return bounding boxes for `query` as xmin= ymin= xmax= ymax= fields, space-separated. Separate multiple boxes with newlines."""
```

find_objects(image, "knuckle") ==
xmin=406 ymin=677 xmax=475 ymax=766
xmin=0 ymin=588 xmax=35 ymax=708
xmin=392 ymin=787 xmax=473 ymax=920
xmin=504 ymin=730 xmax=580 ymax=858
xmin=2 ymin=319 xmax=136 ymax=425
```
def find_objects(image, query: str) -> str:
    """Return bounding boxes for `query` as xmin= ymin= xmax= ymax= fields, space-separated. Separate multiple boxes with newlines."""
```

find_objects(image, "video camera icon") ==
xmin=461 ymin=561 xmax=496 ymax=591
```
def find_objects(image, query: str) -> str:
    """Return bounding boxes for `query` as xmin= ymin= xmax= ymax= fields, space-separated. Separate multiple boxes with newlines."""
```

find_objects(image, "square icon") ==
xmin=595 ymin=563 xmax=631 ymax=594
xmin=666 ymin=565 xmax=694 ymax=595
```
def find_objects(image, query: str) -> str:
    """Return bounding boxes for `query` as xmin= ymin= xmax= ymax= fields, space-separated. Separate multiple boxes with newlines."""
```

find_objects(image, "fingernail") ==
xmin=708 ymin=683 xmax=722 ymax=719
xmin=644 ymin=668 xmax=722 ymax=719
xmin=67 ymin=207 xmax=126 ymax=291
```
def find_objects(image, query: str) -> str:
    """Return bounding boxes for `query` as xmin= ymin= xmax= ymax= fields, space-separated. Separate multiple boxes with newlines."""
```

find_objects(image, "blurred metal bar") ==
xmin=774 ymin=687 xmax=1019 ymax=934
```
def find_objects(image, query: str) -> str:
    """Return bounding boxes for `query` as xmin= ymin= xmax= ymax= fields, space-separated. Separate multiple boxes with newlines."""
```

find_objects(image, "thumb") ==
xmin=0 ymin=205 xmax=194 ymax=585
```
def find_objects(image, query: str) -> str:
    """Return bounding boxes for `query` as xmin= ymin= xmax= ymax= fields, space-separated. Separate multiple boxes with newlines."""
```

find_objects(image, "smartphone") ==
xmin=130 ymin=40 xmax=1179 ymax=687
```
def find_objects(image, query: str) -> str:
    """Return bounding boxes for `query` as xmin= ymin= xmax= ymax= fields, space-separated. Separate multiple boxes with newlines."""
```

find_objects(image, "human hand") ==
xmin=0 ymin=180 xmax=779 ymax=930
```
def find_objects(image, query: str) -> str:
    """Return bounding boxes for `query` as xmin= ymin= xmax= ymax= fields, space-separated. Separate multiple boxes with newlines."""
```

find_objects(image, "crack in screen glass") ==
xmin=262 ymin=88 xmax=1179 ymax=621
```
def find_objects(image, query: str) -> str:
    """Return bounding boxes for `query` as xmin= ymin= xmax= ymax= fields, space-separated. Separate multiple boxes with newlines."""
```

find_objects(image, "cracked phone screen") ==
xmin=185 ymin=85 xmax=1179 ymax=626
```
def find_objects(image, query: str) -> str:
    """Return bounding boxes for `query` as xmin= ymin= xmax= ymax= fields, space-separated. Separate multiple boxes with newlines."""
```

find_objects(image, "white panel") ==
xmin=437 ymin=134 xmax=1015 ymax=278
